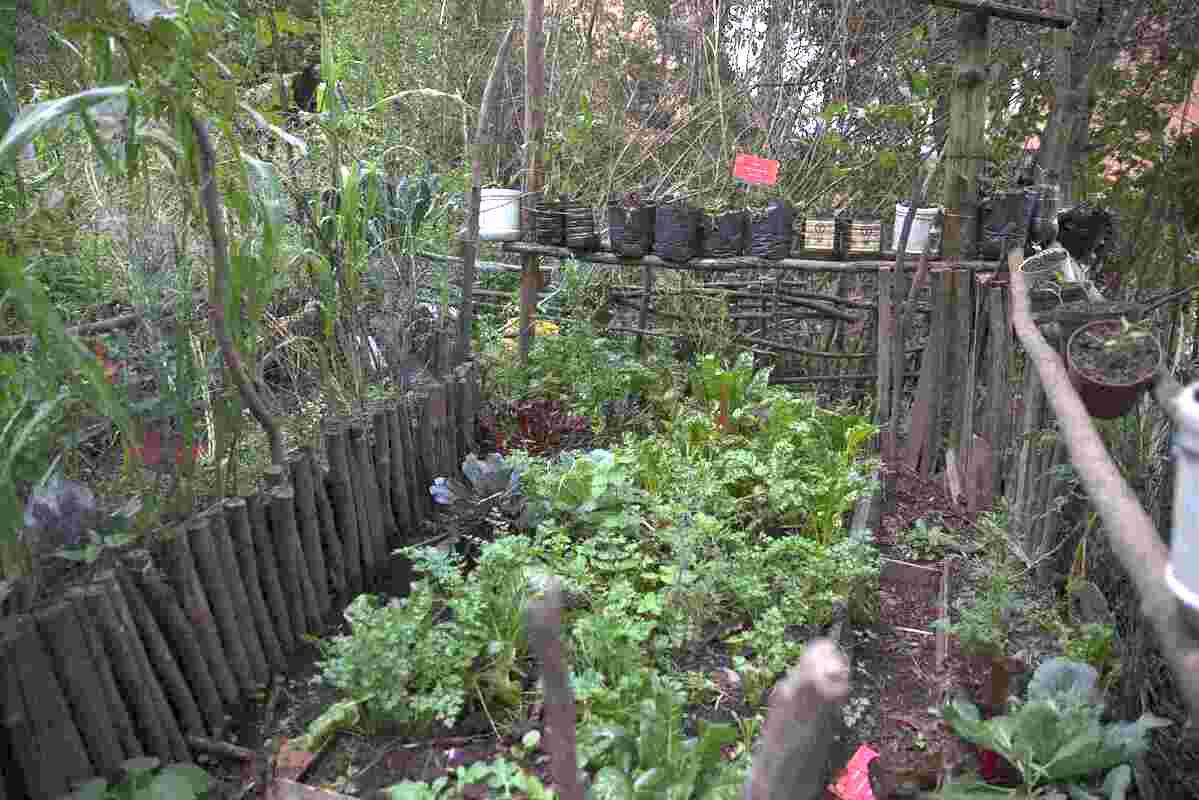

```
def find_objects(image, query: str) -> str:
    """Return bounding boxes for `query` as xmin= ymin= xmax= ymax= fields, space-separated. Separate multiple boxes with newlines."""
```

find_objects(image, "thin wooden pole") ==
xmin=519 ymin=0 xmax=546 ymax=364
xmin=458 ymin=24 xmax=517 ymax=366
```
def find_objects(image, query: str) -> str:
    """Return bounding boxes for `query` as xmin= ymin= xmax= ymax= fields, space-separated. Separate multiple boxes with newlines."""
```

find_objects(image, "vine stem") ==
xmin=190 ymin=114 xmax=284 ymax=468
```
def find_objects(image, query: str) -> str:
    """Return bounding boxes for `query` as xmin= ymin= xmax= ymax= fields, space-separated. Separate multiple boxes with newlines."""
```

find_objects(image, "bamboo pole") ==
xmin=104 ymin=573 xmax=192 ymax=762
xmin=291 ymin=452 xmax=332 ymax=617
xmin=75 ymin=578 xmax=175 ymax=760
xmin=325 ymin=424 xmax=365 ymax=597
xmin=385 ymin=405 xmax=414 ymax=537
xmin=209 ymin=511 xmax=270 ymax=686
xmin=113 ymin=568 xmax=206 ymax=739
xmin=131 ymin=568 xmax=228 ymax=735
xmin=0 ymin=614 xmax=93 ymax=797
xmin=158 ymin=526 xmax=239 ymax=705
xmin=246 ymin=492 xmax=297 ymax=654
xmin=268 ymin=484 xmax=316 ymax=637
xmin=223 ymin=497 xmax=287 ymax=673
xmin=371 ymin=408 xmax=399 ymax=546
xmin=303 ymin=449 xmax=346 ymax=601
xmin=33 ymin=600 xmax=125 ymax=773
xmin=188 ymin=513 xmax=255 ymax=692
xmin=350 ymin=425 xmax=385 ymax=584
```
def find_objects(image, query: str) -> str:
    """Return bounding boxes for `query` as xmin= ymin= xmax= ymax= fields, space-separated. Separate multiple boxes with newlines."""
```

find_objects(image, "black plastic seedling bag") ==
xmin=700 ymin=209 xmax=748 ymax=257
xmin=978 ymin=191 xmax=1026 ymax=260
xmin=562 ymin=197 xmax=599 ymax=250
xmin=1056 ymin=203 xmax=1112 ymax=263
xmin=607 ymin=196 xmax=656 ymax=257
xmin=748 ymin=199 xmax=795 ymax=260
xmin=534 ymin=199 xmax=564 ymax=246
xmin=654 ymin=199 xmax=700 ymax=262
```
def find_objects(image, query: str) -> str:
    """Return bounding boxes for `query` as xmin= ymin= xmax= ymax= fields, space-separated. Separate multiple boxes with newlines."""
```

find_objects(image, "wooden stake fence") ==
xmin=0 ymin=366 xmax=482 ymax=799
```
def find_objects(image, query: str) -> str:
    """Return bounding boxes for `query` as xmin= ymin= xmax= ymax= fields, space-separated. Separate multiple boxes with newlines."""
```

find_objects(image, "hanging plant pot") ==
xmin=748 ymin=199 xmax=794 ymax=260
xmin=534 ymin=198 xmax=564 ymax=246
xmin=796 ymin=210 xmax=842 ymax=260
xmin=978 ymin=191 xmax=1025 ymax=261
xmin=561 ymin=195 xmax=599 ymax=250
xmin=700 ymin=208 xmax=748 ymax=257
xmin=653 ymin=198 xmax=700 ymax=262
xmin=1066 ymin=318 xmax=1163 ymax=419
xmin=844 ymin=214 xmax=882 ymax=260
xmin=607 ymin=193 xmax=655 ymax=257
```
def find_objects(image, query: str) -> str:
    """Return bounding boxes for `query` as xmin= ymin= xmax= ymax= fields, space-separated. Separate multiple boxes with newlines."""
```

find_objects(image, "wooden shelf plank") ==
xmin=501 ymin=241 xmax=997 ymax=273
xmin=916 ymin=0 xmax=1072 ymax=29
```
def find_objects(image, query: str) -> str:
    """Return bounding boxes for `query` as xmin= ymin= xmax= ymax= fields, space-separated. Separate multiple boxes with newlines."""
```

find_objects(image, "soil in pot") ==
xmin=653 ymin=198 xmax=700 ymax=262
xmin=607 ymin=194 xmax=655 ymax=257
xmin=561 ymin=196 xmax=598 ymax=250
xmin=1067 ymin=319 xmax=1162 ymax=419
xmin=534 ymin=199 xmax=564 ymax=246
xmin=1068 ymin=320 xmax=1159 ymax=386
xmin=699 ymin=209 xmax=748 ymax=257
xmin=747 ymin=199 xmax=794 ymax=260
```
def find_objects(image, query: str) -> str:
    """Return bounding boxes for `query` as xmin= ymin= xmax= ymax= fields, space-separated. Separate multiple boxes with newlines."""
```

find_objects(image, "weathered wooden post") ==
xmin=519 ymin=0 xmax=546 ymax=364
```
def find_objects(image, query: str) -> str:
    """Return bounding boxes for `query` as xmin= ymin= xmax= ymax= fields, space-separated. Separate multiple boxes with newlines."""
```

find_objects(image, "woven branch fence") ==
xmin=0 ymin=362 xmax=482 ymax=800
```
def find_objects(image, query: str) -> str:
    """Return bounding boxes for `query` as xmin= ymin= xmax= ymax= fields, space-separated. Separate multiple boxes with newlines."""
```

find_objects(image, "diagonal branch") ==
xmin=191 ymin=114 xmax=284 ymax=468
xmin=1008 ymin=247 xmax=1199 ymax=719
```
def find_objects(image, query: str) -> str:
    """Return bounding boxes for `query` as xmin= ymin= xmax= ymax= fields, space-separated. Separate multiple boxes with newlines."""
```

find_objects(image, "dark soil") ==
xmin=1068 ymin=321 xmax=1160 ymax=385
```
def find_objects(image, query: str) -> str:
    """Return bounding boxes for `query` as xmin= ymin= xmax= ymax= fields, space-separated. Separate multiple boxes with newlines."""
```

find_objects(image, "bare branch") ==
xmin=1008 ymin=248 xmax=1199 ymax=719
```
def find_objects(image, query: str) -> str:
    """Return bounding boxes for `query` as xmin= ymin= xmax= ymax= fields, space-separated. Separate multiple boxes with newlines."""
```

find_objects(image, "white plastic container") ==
xmin=479 ymin=188 xmax=522 ymax=241
xmin=1167 ymin=382 xmax=1199 ymax=610
xmin=892 ymin=204 xmax=942 ymax=255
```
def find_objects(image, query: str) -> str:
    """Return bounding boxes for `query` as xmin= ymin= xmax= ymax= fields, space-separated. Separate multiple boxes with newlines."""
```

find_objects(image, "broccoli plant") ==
xmin=940 ymin=657 xmax=1172 ymax=799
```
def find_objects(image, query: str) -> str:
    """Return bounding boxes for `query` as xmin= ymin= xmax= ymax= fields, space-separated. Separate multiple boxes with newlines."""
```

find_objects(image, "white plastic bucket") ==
xmin=479 ymin=189 xmax=522 ymax=241
xmin=892 ymin=204 xmax=942 ymax=255
xmin=1167 ymin=382 xmax=1199 ymax=611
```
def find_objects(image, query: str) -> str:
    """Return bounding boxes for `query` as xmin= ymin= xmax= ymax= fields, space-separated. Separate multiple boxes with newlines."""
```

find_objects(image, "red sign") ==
xmin=732 ymin=153 xmax=780 ymax=186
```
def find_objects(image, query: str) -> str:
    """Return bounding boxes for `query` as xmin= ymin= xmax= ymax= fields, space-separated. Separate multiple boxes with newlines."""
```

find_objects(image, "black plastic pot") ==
xmin=561 ymin=196 xmax=599 ymax=250
xmin=653 ymin=199 xmax=701 ymax=262
xmin=978 ymin=191 xmax=1026 ymax=261
xmin=534 ymin=199 xmax=564 ymax=246
xmin=1057 ymin=204 xmax=1113 ymax=263
xmin=700 ymin=209 xmax=748 ymax=257
xmin=607 ymin=196 xmax=656 ymax=257
xmin=748 ymin=199 xmax=794 ymax=260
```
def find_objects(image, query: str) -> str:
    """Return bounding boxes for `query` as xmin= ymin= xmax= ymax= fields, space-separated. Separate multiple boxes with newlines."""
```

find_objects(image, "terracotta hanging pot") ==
xmin=1066 ymin=318 xmax=1163 ymax=419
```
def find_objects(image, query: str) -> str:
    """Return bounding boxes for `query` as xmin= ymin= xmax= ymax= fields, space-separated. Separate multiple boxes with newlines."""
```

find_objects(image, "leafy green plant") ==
xmin=62 ymin=757 xmax=210 ymax=800
xmin=937 ymin=572 xmax=1020 ymax=658
xmin=319 ymin=536 xmax=540 ymax=731
xmin=1062 ymin=622 xmax=1120 ymax=683
xmin=384 ymin=756 xmax=553 ymax=800
xmin=940 ymin=657 xmax=1171 ymax=798
xmin=901 ymin=516 xmax=961 ymax=561
xmin=578 ymin=673 xmax=743 ymax=800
